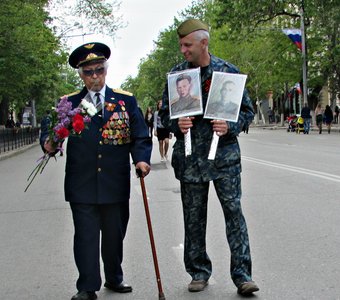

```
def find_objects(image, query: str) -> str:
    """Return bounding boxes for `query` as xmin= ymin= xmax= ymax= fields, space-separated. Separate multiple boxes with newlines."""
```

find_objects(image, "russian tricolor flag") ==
xmin=282 ymin=29 xmax=302 ymax=51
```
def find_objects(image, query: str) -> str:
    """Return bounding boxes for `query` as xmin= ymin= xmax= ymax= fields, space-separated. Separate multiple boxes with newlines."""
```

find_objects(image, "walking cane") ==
xmin=137 ymin=169 xmax=166 ymax=300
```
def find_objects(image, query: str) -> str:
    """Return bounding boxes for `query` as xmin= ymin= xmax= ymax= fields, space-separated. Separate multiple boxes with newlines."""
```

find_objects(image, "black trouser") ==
xmin=70 ymin=202 xmax=129 ymax=291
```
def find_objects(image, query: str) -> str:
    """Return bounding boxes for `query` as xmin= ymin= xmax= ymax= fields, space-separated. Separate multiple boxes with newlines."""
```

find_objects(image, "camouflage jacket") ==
xmin=160 ymin=54 xmax=254 ymax=183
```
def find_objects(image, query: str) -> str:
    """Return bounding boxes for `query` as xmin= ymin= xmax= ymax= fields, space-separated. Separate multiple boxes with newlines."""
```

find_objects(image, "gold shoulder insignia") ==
xmin=66 ymin=90 xmax=81 ymax=97
xmin=113 ymin=88 xmax=133 ymax=96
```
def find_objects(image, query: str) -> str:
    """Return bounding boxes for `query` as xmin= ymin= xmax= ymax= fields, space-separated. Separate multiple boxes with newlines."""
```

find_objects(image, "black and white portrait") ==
xmin=204 ymin=72 xmax=247 ymax=122
xmin=168 ymin=68 xmax=203 ymax=119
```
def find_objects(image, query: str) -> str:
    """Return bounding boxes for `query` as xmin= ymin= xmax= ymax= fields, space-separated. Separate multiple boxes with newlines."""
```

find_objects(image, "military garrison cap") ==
xmin=68 ymin=42 xmax=111 ymax=68
xmin=177 ymin=19 xmax=209 ymax=38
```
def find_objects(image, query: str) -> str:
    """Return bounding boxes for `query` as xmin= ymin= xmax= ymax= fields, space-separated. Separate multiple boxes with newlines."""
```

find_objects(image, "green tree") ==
xmin=122 ymin=22 xmax=184 ymax=111
xmin=213 ymin=0 xmax=340 ymax=107
xmin=118 ymin=0 xmax=339 ymax=120
xmin=0 ymin=0 xmax=63 ymax=125
xmin=0 ymin=0 xmax=124 ymax=125
xmin=48 ymin=0 xmax=124 ymax=40
xmin=210 ymin=24 xmax=300 ymax=100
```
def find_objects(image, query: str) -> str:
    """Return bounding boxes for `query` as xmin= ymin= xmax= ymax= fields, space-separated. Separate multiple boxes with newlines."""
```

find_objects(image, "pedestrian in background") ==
xmin=154 ymin=100 xmax=170 ymax=162
xmin=160 ymin=19 xmax=258 ymax=296
xmin=41 ymin=42 xmax=152 ymax=300
xmin=5 ymin=117 xmax=15 ymax=128
xmin=267 ymin=107 xmax=274 ymax=123
xmin=300 ymin=102 xmax=311 ymax=134
xmin=39 ymin=110 xmax=51 ymax=152
xmin=315 ymin=103 xmax=323 ymax=134
xmin=144 ymin=106 xmax=154 ymax=139
xmin=324 ymin=104 xmax=333 ymax=134
xmin=40 ymin=109 xmax=65 ymax=156
xmin=243 ymin=122 xmax=250 ymax=134
xmin=334 ymin=105 xmax=339 ymax=124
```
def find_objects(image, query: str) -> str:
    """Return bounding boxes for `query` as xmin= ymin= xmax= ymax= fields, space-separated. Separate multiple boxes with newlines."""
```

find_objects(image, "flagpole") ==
xmin=300 ymin=4 xmax=308 ymax=111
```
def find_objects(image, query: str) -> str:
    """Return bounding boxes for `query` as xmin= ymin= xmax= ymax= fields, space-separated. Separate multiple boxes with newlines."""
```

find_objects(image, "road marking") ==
xmin=242 ymin=156 xmax=340 ymax=183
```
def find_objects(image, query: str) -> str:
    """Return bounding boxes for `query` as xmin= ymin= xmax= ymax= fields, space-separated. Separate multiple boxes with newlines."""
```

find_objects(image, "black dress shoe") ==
xmin=104 ymin=281 xmax=133 ymax=293
xmin=71 ymin=291 xmax=97 ymax=300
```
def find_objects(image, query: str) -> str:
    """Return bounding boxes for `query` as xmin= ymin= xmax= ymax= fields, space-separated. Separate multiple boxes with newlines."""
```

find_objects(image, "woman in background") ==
xmin=144 ymin=106 xmax=154 ymax=139
xmin=324 ymin=105 xmax=333 ymax=134
xmin=154 ymin=100 xmax=170 ymax=162
xmin=315 ymin=103 xmax=323 ymax=134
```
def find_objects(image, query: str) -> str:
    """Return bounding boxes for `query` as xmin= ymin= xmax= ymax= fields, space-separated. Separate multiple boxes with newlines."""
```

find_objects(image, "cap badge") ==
xmin=86 ymin=53 xmax=98 ymax=60
xmin=84 ymin=44 xmax=95 ymax=49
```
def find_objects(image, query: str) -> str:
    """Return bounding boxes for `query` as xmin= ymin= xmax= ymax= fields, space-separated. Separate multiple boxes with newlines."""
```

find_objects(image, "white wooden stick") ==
xmin=184 ymin=128 xmax=192 ymax=156
xmin=208 ymin=131 xmax=219 ymax=160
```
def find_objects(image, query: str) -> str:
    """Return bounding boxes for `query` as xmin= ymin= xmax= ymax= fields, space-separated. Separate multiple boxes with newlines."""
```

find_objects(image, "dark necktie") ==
xmin=95 ymin=92 xmax=101 ymax=105
xmin=95 ymin=92 xmax=102 ymax=112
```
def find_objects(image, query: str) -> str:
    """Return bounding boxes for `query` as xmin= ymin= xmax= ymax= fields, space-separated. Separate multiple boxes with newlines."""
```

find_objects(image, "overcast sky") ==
xmin=66 ymin=0 xmax=193 ymax=88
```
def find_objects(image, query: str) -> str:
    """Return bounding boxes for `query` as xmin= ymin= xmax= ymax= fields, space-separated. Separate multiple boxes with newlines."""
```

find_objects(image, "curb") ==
xmin=253 ymin=124 xmax=340 ymax=132
xmin=0 ymin=142 xmax=39 ymax=161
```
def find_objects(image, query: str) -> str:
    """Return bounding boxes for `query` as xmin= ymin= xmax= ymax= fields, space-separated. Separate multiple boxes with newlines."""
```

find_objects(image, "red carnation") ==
xmin=56 ymin=127 xmax=70 ymax=139
xmin=73 ymin=114 xmax=83 ymax=122
xmin=72 ymin=114 xmax=85 ymax=133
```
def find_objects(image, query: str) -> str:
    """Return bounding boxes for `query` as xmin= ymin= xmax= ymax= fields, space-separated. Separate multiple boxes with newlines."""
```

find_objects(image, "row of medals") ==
xmin=102 ymin=111 xmax=131 ymax=145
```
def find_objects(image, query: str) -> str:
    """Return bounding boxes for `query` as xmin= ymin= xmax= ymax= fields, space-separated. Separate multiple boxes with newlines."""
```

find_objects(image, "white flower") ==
xmin=81 ymin=99 xmax=97 ymax=117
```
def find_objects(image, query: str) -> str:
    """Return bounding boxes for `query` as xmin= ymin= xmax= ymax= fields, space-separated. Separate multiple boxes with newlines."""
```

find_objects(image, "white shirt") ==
xmin=88 ymin=85 xmax=106 ymax=112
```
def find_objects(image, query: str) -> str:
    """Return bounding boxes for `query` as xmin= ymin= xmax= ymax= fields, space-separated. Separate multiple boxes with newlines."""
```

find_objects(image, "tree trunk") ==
xmin=0 ymin=98 xmax=9 ymax=125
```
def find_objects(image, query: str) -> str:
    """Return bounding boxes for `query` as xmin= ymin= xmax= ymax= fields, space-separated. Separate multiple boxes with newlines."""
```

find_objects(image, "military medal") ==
xmin=105 ymin=102 xmax=116 ymax=111
xmin=100 ymin=100 xmax=131 ymax=145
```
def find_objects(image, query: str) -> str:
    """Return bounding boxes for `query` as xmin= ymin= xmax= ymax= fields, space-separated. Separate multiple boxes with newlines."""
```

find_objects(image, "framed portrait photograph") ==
xmin=204 ymin=72 xmax=247 ymax=122
xmin=167 ymin=68 xmax=203 ymax=119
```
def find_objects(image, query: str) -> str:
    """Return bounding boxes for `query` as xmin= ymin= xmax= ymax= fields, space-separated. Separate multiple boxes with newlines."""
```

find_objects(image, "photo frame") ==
xmin=167 ymin=68 xmax=203 ymax=119
xmin=204 ymin=72 xmax=247 ymax=122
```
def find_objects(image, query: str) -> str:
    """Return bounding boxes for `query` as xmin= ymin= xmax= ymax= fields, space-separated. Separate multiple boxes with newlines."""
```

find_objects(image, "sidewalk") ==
xmin=0 ymin=142 xmax=39 ymax=161
xmin=252 ymin=122 xmax=340 ymax=133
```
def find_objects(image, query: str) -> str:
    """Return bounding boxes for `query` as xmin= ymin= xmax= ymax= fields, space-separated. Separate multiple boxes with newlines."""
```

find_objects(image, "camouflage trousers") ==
xmin=180 ymin=174 xmax=252 ymax=287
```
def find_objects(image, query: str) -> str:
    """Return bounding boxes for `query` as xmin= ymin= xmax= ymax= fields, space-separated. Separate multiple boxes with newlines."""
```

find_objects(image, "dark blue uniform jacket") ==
xmin=41 ymin=86 xmax=152 ymax=204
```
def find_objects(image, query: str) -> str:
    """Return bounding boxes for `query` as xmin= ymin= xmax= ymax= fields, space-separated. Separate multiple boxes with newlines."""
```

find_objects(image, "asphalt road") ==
xmin=0 ymin=128 xmax=339 ymax=300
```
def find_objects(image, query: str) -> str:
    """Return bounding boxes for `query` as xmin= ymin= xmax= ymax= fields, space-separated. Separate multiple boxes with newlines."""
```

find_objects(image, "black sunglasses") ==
xmin=82 ymin=67 xmax=105 ymax=77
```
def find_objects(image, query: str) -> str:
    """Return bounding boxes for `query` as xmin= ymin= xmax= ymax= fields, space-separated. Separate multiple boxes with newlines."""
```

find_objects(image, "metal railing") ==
xmin=0 ymin=127 xmax=40 ymax=154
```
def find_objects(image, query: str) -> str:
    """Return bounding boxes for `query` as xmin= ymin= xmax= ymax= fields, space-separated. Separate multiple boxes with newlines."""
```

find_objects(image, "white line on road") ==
xmin=242 ymin=156 xmax=340 ymax=183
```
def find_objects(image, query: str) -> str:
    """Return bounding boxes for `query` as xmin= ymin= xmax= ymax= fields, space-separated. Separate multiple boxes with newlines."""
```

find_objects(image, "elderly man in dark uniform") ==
xmin=170 ymin=74 xmax=201 ymax=117
xmin=41 ymin=42 xmax=152 ymax=300
xmin=160 ymin=19 xmax=259 ymax=296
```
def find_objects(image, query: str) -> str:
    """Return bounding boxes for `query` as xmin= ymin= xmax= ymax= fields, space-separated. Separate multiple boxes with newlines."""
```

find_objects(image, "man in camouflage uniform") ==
xmin=160 ymin=19 xmax=259 ymax=296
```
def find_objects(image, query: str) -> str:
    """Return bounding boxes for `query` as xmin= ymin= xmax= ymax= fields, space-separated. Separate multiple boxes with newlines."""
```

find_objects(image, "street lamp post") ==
xmin=300 ymin=4 xmax=308 ymax=111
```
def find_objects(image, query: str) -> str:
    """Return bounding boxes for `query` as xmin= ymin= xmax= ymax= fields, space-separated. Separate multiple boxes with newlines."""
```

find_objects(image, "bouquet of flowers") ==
xmin=24 ymin=95 xmax=97 ymax=192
